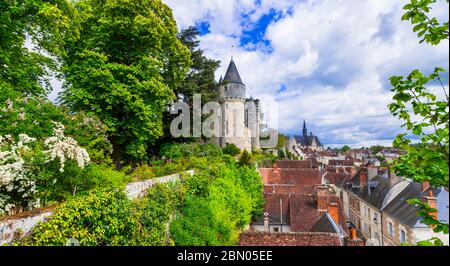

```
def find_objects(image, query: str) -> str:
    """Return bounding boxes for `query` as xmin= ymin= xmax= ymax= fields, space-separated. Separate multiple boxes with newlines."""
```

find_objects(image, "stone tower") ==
xmin=216 ymin=58 xmax=260 ymax=151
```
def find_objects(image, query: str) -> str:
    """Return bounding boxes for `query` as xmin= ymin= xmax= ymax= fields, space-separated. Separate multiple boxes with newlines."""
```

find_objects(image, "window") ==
xmin=273 ymin=227 xmax=280 ymax=233
xmin=388 ymin=222 xmax=394 ymax=236
xmin=400 ymin=230 xmax=406 ymax=243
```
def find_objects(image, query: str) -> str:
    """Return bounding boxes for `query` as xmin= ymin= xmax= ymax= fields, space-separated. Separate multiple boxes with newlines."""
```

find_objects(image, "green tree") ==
xmin=61 ymin=0 xmax=191 ymax=167
xmin=370 ymin=145 xmax=384 ymax=154
xmin=176 ymin=26 xmax=221 ymax=104
xmin=388 ymin=0 xmax=449 ymax=245
xmin=0 ymin=0 xmax=78 ymax=96
xmin=340 ymin=145 xmax=351 ymax=153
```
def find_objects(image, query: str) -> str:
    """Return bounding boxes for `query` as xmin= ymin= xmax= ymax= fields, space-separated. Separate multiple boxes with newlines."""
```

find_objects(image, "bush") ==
xmin=130 ymin=165 xmax=156 ymax=182
xmin=22 ymin=189 xmax=140 ymax=246
xmin=0 ymin=95 xmax=112 ymax=165
xmin=138 ymin=183 xmax=185 ymax=245
xmin=171 ymin=154 xmax=264 ymax=246
xmin=159 ymin=143 xmax=222 ymax=160
xmin=170 ymin=197 xmax=227 ymax=246
xmin=222 ymin=144 xmax=241 ymax=156
xmin=239 ymin=150 xmax=254 ymax=167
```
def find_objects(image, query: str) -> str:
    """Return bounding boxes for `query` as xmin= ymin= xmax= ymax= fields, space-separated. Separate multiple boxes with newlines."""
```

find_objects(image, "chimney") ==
xmin=317 ymin=186 xmax=329 ymax=211
xmin=422 ymin=190 xmax=438 ymax=222
xmin=367 ymin=166 xmax=378 ymax=180
xmin=360 ymin=169 xmax=367 ymax=188
xmin=328 ymin=202 xmax=340 ymax=225
xmin=264 ymin=212 xmax=269 ymax=232
xmin=421 ymin=181 xmax=430 ymax=192
xmin=350 ymin=228 xmax=357 ymax=240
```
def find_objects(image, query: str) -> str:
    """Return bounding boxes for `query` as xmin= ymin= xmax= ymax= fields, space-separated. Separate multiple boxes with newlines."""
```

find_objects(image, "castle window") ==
xmin=388 ymin=222 xmax=394 ymax=236
xmin=400 ymin=230 xmax=406 ymax=243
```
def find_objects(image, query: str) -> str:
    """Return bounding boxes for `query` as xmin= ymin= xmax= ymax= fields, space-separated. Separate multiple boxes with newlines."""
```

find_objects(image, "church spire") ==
xmin=302 ymin=120 xmax=308 ymax=137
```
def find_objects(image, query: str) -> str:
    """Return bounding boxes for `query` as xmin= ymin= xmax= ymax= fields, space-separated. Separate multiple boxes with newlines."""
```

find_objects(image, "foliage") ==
xmin=0 ymin=93 xmax=112 ymax=164
xmin=159 ymin=142 xmax=222 ymax=161
xmin=276 ymin=134 xmax=286 ymax=149
xmin=401 ymin=0 xmax=449 ymax=45
xmin=222 ymin=144 xmax=241 ymax=156
xmin=22 ymin=189 xmax=140 ymax=246
xmin=370 ymin=145 xmax=385 ymax=154
xmin=0 ymin=123 xmax=91 ymax=215
xmin=389 ymin=0 xmax=449 ymax=242
xmin=61 ymin=0 xmax=191 ymax=165
xmin=236 ymin=166 xmax=265 ymax=219
xmin=0 ymin=134 xmax=39 ymax=215
xmin=170 ymin=197 xmax=226 ymax=246
xmin=239 ymin=150 xmax=254 ymax=167
xmin=252 ymin=150 xmax=277 ymax=167
xmin=170 ymin=151 xmax=264 ymax=246
xmin=340 ymin=145 xmax=351 ymax=153
xmin=138 ymin=182 xmax=185 ymax=246
xmin=13 ymin=140 xmax=263 ymax=246
xmin=130 ymin=164 xmax=156 ymax=182
xmin=0 ymin=0 xmax=78 ymax=96
xmin=278 ymin=149 xmax=286 ymax=159
xmin=175 ymin=26 xmax=220 ymax=103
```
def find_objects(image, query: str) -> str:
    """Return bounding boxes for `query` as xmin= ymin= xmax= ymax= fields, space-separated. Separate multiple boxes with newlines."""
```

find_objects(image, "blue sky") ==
xmin=164 ymin=0 xmax=449 ymax=148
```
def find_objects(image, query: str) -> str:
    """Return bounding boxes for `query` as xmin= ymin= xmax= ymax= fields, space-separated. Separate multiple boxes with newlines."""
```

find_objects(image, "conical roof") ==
xmin=223 ymin=58 xmax=244 ymax=85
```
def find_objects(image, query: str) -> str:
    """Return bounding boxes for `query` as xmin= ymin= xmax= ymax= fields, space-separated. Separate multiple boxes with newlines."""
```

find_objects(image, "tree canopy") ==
xmin=60 ymin=0 xmax=192 ymax=166
xmin=0 ymin=0 xmax=78 ymax=96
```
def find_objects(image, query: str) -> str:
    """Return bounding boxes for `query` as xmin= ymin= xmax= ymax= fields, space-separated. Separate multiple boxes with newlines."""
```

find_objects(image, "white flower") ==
xmin=0 ymin=133 xmax=37 ymax=215
xmin=44 ymin=122 xmax=90 ymax=172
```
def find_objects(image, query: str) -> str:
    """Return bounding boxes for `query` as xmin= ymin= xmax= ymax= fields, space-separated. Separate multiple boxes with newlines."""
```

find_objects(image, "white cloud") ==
xmin=163 ymin=0 xmax=449 ymax=147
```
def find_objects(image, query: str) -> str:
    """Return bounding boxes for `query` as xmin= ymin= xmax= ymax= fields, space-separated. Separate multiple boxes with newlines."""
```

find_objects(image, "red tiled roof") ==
xmin=328 ymin=160 xmax=355 ymax=167
xmin=288 ymin=193 xmax=347 ymax=233
xmin=273 ymin=160 xmax=311 ymax=169
xmin=262 ymin=168 xmax=322 ymax=187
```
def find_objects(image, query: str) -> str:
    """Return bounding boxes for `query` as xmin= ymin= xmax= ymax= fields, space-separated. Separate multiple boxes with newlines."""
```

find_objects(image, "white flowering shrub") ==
xmin=44 ymin=123 xmax=91 ymax=172
xmin=0 ymin=123 xmax=91 ymax=216
xmin=0 ymin=134 xmax=39 ymax=215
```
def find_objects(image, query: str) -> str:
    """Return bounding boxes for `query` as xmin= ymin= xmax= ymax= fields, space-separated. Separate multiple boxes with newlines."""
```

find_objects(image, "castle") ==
xmin=215 ymin=58 xmax=261 ymax=151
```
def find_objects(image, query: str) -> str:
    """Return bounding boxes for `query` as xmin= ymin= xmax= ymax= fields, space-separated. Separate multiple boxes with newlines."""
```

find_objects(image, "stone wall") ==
xmin=0 ymin=209 xmax=53 ymax=245
xmin=125 ymin=170 xmax=194 ymax=199
xmin=0 ymin=170 xmax=194 ymax=245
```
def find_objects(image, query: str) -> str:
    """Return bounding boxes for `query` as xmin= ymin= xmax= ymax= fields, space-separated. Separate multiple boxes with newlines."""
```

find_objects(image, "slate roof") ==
xmin=324 ymin=172 xmax=350 ymax=187
xmin=293 ymin=135 xmax=323 ymax=147
xmin=352 ymin=175 xmax=394 ymax=209
xmin=382 ymin=183 xmax=449 ymax=228
xmin=223 ymin=59 xmax=244 ymax=84
xmin=311 ymin=213 xmax=340 ymax=233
